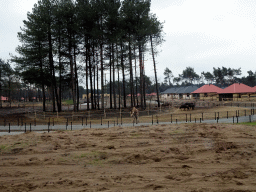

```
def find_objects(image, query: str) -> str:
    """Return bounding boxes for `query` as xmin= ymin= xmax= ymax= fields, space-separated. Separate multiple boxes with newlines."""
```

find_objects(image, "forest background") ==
xmin=0 ymin=0 xmax=256 ymax=112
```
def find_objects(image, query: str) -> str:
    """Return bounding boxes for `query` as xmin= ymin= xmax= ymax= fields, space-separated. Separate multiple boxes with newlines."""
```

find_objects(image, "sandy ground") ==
xmin=0 ymin=123 xmax=256 ymax=192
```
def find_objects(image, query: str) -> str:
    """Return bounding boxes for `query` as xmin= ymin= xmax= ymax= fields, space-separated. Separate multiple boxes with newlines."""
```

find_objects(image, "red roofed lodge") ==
xmin=191 ymin=83 xmax=256 ymax=101
xmin=192 ymin=84 xmax=223 ymax=101
xmin=217 ymin=83 xmax=255 ymax=101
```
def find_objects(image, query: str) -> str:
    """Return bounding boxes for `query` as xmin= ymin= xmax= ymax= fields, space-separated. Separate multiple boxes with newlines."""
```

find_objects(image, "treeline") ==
xmin=0 ymin=59 xmax=15 ymax=107
xmin=161 ymin=66 xmax=256 ymax=89
xmin=0 ymin=58 xmax=89 ymax=105
xmin=11 ymin=0 xmax=163 ymax=112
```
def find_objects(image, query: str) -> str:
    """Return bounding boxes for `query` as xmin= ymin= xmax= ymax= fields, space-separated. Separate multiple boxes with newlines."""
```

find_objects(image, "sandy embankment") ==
xmin=0 ymin=123 xmax=256 ymax=192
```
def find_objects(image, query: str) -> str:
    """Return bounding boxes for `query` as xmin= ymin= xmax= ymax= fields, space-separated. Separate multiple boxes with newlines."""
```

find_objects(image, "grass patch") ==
xmin=0 ymin=142 xmax=32 ymax=154
xmin=76 ymin=153 xmax=88 ymax=158
xmin=170 ymin=130 xmax=185 ymax=134
xmin=63 ymin=99 xmax=73 ymax=105
xmin=57 ymin=157 xmax=68 ymax=163
xmin=74 ymin=151 xmax=107 ymax=167
xmin=13 ymin=142 xmax=29 ymax=148
xmin=75 ymin=151 xmax=107 ymax=159
xmin=0 ymin=141 xmax=37 ymax=155
xmin=0 ymin=144 xmax=8 ymax=150
xmin=130 ymin=133 xmax=140 ymax=137
xmin=0 ymin=144 xmax=11 ymax=154
xmin=238 ymin=121 xmax=256 ymax=126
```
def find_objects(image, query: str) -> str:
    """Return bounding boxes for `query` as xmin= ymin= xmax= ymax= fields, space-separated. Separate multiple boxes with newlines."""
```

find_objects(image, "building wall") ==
xmin=194 ymin=93 xmax=218 ymax=101
xmin=161 ymin=94 xmax=178 ymax=99
xmin=182 ymin=94 xmax=192 ymax=100
xmin=249 ymin=93 xmax=256 ymax=101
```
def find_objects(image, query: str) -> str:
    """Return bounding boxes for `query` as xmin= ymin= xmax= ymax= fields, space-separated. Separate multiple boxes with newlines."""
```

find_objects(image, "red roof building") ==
xmin=0 ymin=96 xmax=8 ymax=101
xmin=127 ymin=93 xmax=141 ymax=97
xmin=217 ymin=83 xmax=255 ymax=94
xmin=148 ymin=92 xmax=157 ymax=96
xmin=192 ymin=84 xmax=223 ymax=94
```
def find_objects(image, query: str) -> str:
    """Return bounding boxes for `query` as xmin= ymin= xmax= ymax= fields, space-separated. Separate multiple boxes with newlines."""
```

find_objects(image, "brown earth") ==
xmin=0 ymin=123 xmax=256 ymax=192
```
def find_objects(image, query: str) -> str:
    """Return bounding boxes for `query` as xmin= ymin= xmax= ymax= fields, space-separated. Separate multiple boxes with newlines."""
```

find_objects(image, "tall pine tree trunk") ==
xmin=112 ymin=43 xmax=116 ymax=109
xmin=47 ymin=28 xmax=58 ymax=112
xmin=86 ymin=42 xmax=89 ymax=110
xmin=109 ymin=45 xmax=113 ymax=109
xmin=57 ymin=35 xmax=62 ymax=112
xmin=74 ymin=46 xmax=79 ymax=111
xmin=92 ymin=44 xmax=96 ymax=109
xmin=93 ymin=63 xmax=97 ymax=109
xmin=69 ymin=36 xmax=76 ymax=112
xmin=121 ymin=41 xmax=126 ymax=108
xmin=128 ymin=36 xmax=134 ymax=107
xmin=139 ymin=44 xmax=144 ymax=108
xmin=57 ymin=18 xmax=62 ymax=112
xmin=89 ymin=46 xmax=94 ymax=109
xmin=97 ymin=65 xmax=99 ymax=109
xmin=39 ymin=42 xmax=46 ymax=111
xmin=40 ymin=66 xmax=46 ymax=112
xmin=134 ymin=46 xmax=138 ymax=107
xmin=118 ymin=66 xmax=121 ymax=109
xmin=150 ymin=35 xmax=160 ymax=107
xmin=143 ymin=53 xmax=146 ymax=108
xmin=100 ymin=43 xmax=104 ymax=109
xmin=116 ymin=44 xmax=121 ymax=109
xmin=100 ymin=15 xmax=104 ymax=110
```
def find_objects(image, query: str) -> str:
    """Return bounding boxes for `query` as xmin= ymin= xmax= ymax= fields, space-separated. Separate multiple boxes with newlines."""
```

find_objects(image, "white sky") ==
xmin=1 ymin=0 xmax=256 ymax=83
xmin=147 ymin=0 xmax=256 ymax=82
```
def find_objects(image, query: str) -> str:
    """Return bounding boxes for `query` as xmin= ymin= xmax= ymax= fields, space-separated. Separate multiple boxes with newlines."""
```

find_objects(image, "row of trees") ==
xmin=1 ymin=58 xmax=89 ymax=105
xmin=2 ymin=55 xmax=256 ymax=108
xmin=11 ymin=0 xmax=163 ymax=112
xmin=0 ymin=59 xmax=14 ymax=107
xmin=162 ymin=66 xmax=256 ymax=88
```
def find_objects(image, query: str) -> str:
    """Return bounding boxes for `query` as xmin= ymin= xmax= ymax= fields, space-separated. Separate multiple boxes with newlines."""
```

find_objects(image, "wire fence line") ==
xmin=0 ymin=101 xmax=255 ymax=134
xmin=0 ymin=113 xmax=255 ymax=136
xmin=0 ymin=106 xmax=255 ymax=135
xmin=0 ymin=107 xmax=255 ymax=124
xmin=0 ymin=99 xmax=255 ymax=110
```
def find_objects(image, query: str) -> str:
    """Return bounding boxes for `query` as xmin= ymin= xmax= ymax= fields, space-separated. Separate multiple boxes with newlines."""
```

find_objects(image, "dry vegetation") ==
xmin=0 ymin=123 xmax=256 ymax=191
xmin=0 ymin=101 xmax=256 ymax=191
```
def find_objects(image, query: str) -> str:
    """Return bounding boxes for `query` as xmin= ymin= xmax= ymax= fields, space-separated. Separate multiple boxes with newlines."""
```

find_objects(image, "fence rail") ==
xmin=0 ymin=103 xmax=255 ymax=134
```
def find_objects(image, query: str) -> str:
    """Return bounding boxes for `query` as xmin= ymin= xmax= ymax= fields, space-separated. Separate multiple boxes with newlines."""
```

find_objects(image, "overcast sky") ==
xmin=1 ymin=0 xmax=256 ymax=83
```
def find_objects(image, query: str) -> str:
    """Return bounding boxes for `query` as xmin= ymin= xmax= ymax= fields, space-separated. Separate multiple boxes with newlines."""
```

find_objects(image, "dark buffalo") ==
xmin=184 ymin=102 xmax=195 ymax=110
xmin=180 ymin=104 xmax=189 ymax=110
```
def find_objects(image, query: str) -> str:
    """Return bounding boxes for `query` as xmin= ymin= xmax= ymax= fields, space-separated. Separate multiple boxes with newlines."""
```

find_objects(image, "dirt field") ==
xmin=0 ymin=123 xmax=256 ymax=192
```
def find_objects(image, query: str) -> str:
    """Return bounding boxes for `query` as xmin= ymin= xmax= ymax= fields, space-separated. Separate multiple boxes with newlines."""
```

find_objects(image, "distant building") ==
xmin=217 ymin=83 xmax=255 ymax=101
xmin=191 ymin=83 xmax=256 ymax=101
xmin=192 ymin=84 xmax=223 ymax=101
xmin=0 ymin=96 xmax=8 ymax=101
xmin=161 ymin=86 xmax=199 ymax=100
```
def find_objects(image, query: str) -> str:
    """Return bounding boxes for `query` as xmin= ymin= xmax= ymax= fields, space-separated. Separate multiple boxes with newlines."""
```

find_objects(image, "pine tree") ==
xmin=11 ymin=2 xmax=51 ymax=111
xmin=0 ymin=59 xmax=14 ymax=107
xmin=148 ymin=13 xmax=164 ymax=108
xmin=12 ymin=0 xmax=164 ymax=111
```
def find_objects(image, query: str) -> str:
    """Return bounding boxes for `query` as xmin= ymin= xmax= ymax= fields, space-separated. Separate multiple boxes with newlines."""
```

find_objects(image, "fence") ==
xmin=0 ymin=102 xmax=255 ymax=133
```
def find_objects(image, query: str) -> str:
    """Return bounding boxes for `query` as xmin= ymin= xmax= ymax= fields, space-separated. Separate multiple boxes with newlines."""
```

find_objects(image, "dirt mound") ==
xmin=0 ymin=123 xmax=256 ymax=191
